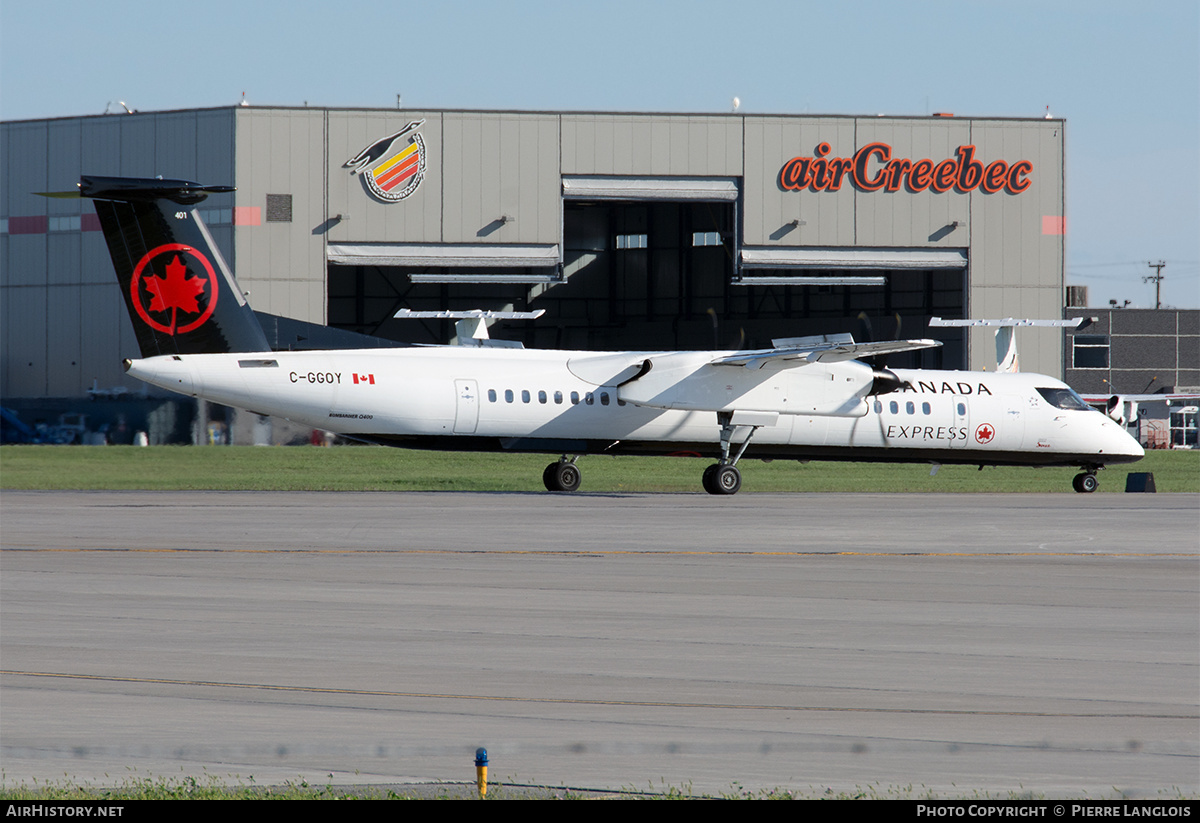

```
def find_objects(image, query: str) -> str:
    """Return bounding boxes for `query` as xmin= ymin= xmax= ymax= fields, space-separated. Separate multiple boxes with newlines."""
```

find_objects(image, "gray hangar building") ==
xmin=2 ymin=106 xmax=1067 ymax=417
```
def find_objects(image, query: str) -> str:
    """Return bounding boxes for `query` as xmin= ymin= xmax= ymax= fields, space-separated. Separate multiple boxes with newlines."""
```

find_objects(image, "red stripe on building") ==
xmin=81 ymin=213 xmax=102 ymax=232
xmin=1041 ymin=215 xmax=1065 ymax=235
xmin=8 ymin=216 xmax=48 ymax=234
xmin=233 ymin=207 xmax=261 ymax=226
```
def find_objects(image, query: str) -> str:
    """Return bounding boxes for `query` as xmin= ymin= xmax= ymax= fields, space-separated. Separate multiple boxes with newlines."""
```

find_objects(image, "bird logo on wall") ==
xmin=344 ymin=119 xmax=427 ymax=203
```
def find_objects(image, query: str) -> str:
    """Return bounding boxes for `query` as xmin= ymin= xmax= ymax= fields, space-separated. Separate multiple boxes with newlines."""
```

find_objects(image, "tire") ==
xmin=552 ymin=461 xmax=581 ymax=492
xmin=543 ymin=462 xmax=558 ymax=491
xmin=702 ymin=464 xmax=719 ymax=494
xmin=713 ymin=464 xmax=741 ymax=495
xmin=1074 ymin=472 xmax=1098 ymax=494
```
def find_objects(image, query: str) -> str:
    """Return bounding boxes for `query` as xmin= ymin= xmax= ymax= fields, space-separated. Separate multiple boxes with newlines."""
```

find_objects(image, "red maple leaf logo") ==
xmin=131 ymin=244 xmax=219 ymax=336
xmin=143 ymin=255 xmax=207 ymax=334
xmin=975 ymin=423 xmax=995 ymax=444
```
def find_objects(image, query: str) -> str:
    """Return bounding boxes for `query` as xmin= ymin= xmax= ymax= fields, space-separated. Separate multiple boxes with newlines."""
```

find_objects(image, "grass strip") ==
xmin=2 ymin=445 xmax=1196 ymax=493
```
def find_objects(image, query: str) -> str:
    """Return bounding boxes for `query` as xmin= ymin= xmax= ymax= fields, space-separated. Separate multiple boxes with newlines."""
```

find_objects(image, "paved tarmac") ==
xmin=2 ymin=491 xmax=1197 ymax=797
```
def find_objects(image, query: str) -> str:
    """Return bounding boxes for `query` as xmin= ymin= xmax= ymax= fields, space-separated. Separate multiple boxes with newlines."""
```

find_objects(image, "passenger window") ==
xmin=570 ymin=391 xmax=580 ymax=405
xmin=889 ymin=401 xmax=898 ymax=414
xmin=554 ymin=391 xmax=563 ymax=405
xmin=906 ymin=401 xmax=915 ymax=415
xmin=538 ymin=390 xmax=547 ymax=404
xmin=922 ymin=402 xmax=931 ymax=415
xmin=521 ymin=390 xmax=531 ymax=403
xmin=488 ymin=389 xmax=497 ymax=403
xmin=585 ymin=393 xmax=594 ymax=406
xmin=957 ymin=402 xmax=966 ymax=416
xmin=504 ymin=389 xmax=514 ymax=403
xmin=600 ymin=392 xmax=610 ymax=406
xmin=874 ymin=400 xmax=882 ymax=414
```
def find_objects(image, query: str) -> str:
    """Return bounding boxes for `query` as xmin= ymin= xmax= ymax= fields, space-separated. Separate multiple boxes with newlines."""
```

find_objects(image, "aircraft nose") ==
xmin=1102 ymin=420 xmax=1144 ymax=459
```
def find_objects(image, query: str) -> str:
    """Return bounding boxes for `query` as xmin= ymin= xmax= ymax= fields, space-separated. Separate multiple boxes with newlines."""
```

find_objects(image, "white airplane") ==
xmin=80 ymin=176 xmax=1144 ymax=494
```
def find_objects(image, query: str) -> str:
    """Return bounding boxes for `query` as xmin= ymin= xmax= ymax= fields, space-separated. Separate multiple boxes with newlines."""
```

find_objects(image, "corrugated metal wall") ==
xmin=234 ymin=109 xmax=326 ymax=322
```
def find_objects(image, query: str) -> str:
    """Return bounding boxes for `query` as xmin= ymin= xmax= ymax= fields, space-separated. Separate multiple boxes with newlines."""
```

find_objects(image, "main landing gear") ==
xmin=543 ymin=456 xmax=581 ymax=492
xmin=701 ymin=412 xmax=763 ymax=496
xmin=702 ymin=463 xmax=742 ymax=495
xmin=1072 ymin=471 xmax=1100 ymax=494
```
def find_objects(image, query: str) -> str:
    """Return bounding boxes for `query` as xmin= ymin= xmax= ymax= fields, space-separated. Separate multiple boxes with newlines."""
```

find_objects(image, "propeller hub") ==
xmin=870 ymin=367 xmax=909 ymax=396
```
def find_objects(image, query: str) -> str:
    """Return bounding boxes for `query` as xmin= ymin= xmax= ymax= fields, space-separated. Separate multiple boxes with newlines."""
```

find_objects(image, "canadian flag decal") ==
xmin=353 ymin=373 xmax=375 ymax=385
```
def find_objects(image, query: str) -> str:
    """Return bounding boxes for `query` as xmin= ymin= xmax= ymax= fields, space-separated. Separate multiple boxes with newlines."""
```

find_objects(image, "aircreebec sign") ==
xmin=779 ymin=142 xmax=1033 ymax=195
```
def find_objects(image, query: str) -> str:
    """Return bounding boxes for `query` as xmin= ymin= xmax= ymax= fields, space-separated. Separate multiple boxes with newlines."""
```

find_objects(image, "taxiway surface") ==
xmin=2 ymin=491 xmax=1197 ymax=796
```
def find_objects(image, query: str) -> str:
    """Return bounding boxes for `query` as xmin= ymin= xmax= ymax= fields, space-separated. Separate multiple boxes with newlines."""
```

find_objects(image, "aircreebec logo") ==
xmin=131 ymin=243 xmax=218 ymax=335
xmin=344 ymin=119 xmax=427 ymax=203
xmin=779 ymin=142 xmax=1033 ymax=195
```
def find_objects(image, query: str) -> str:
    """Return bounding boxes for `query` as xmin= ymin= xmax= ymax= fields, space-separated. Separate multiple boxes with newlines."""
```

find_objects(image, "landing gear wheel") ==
xmin=715 ymin=465 xmax=741 ymax=495
xmin=1072 ymin=472 xmax=1099 ymax=494
xmin=543 ymin=460 xmax=581 ymax=492
xmin=703 ymin=464 xmax=741 ymax=495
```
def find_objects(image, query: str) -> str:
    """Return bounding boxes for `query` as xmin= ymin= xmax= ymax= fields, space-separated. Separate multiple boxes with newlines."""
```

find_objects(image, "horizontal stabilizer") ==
xmin=394 ymin=308 xmax=543 ymax=347
xmin=930 ymin=317 xmax=1085 ymax=328
xmin=393 ymin=309 xmax=546 ymax=320
xmin=1081 ymin=392 xmax=1200 ymax=404
xmin=80 ymin=176 xmax=235 ymax=205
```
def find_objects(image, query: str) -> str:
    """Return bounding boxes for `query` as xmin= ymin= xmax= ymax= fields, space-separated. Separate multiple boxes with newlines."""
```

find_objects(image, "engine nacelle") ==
xmin=1104 ymin=395 xmax=1138 ymax=428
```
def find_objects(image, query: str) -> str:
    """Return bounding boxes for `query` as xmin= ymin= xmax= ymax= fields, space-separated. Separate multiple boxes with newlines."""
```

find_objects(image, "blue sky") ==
xmin=3 ymin=0 xmax=1197 ymax=308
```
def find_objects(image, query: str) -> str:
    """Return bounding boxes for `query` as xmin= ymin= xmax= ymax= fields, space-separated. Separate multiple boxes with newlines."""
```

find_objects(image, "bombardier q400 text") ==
xmin=80 ymin=176 xmax=1143 ymax=494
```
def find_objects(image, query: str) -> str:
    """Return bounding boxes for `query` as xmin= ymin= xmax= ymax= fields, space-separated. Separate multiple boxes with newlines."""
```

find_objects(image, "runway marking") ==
xmin=3 ymin=670 xmax=1195 ymax=719
xmin=1 ymin=547 xmax=1194 ymax=558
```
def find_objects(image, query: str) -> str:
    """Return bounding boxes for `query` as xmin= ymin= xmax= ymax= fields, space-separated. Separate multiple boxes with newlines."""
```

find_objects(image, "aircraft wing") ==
xmin=712 ymin=338 xmax=942 ymax=369
xmin=613 ymin=336 xmax=940 ymax=417
xmin=1081 ymin=393 xmax=1200 ymax=404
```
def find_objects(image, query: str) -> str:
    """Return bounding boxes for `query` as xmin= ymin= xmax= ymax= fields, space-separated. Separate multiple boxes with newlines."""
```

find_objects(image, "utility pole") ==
xmin=1144 ymin=260 xmax=1166 ymax=309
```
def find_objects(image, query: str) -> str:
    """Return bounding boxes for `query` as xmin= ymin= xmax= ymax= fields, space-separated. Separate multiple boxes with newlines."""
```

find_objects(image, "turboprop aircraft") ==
xmin=78 ymin=175 xmax=1143 ymax=494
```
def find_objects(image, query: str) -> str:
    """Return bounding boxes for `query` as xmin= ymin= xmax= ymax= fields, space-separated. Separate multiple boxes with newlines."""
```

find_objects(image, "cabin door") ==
xmin=453 ymin=379 xmax=479 ymax=434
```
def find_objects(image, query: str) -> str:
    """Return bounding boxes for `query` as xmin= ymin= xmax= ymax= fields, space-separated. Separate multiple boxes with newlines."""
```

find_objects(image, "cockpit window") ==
xmin=1037 ymin=387 xmax=1092 ymax=411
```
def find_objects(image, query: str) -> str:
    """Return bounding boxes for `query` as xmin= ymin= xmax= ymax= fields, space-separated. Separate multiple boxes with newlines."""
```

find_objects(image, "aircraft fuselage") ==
xmin=125 ymin=346 xmax=1143 ymax=469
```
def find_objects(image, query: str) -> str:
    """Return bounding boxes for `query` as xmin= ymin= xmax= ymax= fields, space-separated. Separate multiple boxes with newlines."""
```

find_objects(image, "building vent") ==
xmin=1065 ymin=285 xmax=1088 ymax=308
xmin=265 ymin=194 xmax=293 ymax=223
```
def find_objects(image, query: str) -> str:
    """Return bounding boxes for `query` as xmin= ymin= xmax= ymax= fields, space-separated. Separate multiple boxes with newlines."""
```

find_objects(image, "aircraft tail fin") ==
xmin=995 ymin=326 xmax=1019 ymax=373
xmin=81 ymin=175 xmax=270 ymax=357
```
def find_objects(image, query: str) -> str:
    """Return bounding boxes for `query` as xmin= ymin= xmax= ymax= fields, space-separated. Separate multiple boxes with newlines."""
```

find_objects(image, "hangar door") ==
xmin=549 ymin=176 xmax=740 ymax=351
xmin=732 ymin=246 xmax=969 ymax=369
